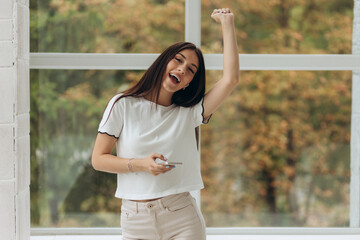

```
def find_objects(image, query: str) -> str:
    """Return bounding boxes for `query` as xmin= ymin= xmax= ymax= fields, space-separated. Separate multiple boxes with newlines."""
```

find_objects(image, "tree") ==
xmin=201 ymin=0 xmax=352 ymax=227
xmin=30 ymin=0 xmax=353 ymax=227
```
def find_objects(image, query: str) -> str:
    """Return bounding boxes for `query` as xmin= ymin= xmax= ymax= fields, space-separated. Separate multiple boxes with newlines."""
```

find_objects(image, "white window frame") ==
xmin=29 ymin=0 xmax=360 ymax=237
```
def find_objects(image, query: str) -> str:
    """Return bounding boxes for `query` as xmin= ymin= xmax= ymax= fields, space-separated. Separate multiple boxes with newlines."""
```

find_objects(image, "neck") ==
xmin=145 ymin=89 xmax=173 ymax=106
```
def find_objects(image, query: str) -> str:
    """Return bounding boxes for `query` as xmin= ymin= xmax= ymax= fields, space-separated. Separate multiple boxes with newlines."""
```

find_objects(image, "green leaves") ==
xmin=30 ymin=0 xmax=353 ymax=227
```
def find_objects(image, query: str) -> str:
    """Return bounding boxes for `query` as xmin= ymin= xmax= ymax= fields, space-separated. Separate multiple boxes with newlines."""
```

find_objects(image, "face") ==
xmin=161 ymin=49 xmax=199 ymax=94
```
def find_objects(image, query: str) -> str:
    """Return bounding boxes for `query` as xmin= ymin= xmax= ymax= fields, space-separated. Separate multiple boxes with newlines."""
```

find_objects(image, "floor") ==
xmin=30 ymin=235 xmax=360 ymax=240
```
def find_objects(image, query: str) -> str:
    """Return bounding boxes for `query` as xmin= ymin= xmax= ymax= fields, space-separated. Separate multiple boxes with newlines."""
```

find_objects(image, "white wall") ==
xmin=0 ymin=0 xmax=30 ymax=239
xmin=0 ymin=0 xmax=359 ymax=239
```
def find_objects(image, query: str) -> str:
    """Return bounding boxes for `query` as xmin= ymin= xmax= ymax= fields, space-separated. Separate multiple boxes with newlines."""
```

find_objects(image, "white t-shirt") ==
xmin=98 ymin=94 xmax=210 ymax=200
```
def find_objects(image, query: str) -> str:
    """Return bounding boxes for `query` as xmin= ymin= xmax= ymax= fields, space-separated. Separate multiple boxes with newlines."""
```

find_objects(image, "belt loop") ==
xmin=159 ymin=198 xmax=166 ymax=210
xmin=136 ymin=202 xmax=139 ymax=214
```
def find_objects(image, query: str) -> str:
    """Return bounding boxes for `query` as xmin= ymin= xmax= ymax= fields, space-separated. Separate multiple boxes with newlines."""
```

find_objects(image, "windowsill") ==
xmin=31 ymin=227 xmax=360 ymax=240
xmin=30 ymin=235 xmax=360 ymax=240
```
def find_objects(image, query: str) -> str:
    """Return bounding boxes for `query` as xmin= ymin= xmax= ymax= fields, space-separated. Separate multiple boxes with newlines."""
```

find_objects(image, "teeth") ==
xmin=170 ymin=74 xmax=180 ymax=83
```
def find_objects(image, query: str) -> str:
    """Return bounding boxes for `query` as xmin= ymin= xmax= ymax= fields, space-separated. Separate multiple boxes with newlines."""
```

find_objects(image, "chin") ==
xmin=162 ymin=82 xmax=180 ymax=93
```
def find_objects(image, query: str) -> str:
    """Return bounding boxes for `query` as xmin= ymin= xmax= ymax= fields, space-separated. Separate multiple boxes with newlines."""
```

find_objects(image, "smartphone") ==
xmin=155 ymin=158 xmax=182 ymax=165
xmin=164 ymin=162 xmax=183 ymax=165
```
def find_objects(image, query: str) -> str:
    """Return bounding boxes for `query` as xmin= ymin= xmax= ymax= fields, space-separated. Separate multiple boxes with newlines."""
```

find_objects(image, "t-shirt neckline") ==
xmin=141 ymin=97 xmax=176 ymax=110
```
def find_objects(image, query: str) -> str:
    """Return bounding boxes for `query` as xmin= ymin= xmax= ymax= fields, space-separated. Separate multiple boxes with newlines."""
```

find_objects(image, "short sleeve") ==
xmin=98 ymin=94 xmax=124 ymax=139
xmin=192 ymin=98 xmax=212 ymax=127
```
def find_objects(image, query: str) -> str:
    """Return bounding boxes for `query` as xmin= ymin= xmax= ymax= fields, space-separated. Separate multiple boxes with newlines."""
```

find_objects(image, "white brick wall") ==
xmin=0 ymin=67 xmax=15 ymax=123
xmin=0 ymin=41 xmax=14 ymax=66
xmin=0 ymin=0 xmax=30 ymax=240
xmin=0 ymin=181 xmax=15 ymax=240
xmin=0 ymin=0 xmax=13 ymax=19
xmin=0 ymin=126 xmax=14 ymax=180
xmin=0 ymin=20 xmax=13 ymax=40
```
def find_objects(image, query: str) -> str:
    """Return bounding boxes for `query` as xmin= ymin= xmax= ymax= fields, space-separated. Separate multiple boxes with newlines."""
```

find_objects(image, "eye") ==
xmin=175 ymin=57 xmax=182 ymax=63
xmin=189 ymin=68 xmax=195 ymax=74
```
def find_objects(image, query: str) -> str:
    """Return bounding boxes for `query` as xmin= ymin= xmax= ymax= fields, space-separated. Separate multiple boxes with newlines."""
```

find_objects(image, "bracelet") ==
xmin=127 ymin=158 xmax=134 ymax=172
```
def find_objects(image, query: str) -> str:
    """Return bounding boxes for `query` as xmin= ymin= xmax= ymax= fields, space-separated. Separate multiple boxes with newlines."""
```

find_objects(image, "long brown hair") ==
xmin=100 ymin=42 xmax=206 ymax=129
xmin=114 ymin=42 xmax=206 ymax=107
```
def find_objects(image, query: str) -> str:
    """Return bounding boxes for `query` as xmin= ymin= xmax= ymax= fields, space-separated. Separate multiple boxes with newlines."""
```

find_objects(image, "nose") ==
xmin=177 ymin=66 xmax=185 ymax=75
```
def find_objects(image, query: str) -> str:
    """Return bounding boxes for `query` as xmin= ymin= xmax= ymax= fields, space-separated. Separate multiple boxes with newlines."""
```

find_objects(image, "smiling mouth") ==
xmin=169 ymin=73 xmax=180 ymax=84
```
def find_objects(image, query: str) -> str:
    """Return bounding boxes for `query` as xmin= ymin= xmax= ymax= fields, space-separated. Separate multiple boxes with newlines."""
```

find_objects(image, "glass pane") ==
xmin=30 ymin=69 xmax=144 ymax=227
xmin=201 ymin=70 xmax=351 ymax=227
xmin=31 ymin=68 xmax=352 ymax=228
xmin=30 ymin=0 xmax=185 ymax=53
xmin=201 ymin=0 xmax=353 ymax=54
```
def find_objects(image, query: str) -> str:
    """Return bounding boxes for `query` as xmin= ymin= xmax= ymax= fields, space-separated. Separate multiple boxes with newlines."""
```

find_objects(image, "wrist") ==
xmin=221 ymin=18 xmax=235 ymax=27
xmin=127 ymin=158 xmax=134 ymax=172
xmin=128 ymin=158 xmax=144 ymax=172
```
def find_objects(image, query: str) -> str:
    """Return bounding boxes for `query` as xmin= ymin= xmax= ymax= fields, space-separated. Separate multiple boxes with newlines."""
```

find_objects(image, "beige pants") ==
xmin=121 ymin=192 xmax=206 ymax=240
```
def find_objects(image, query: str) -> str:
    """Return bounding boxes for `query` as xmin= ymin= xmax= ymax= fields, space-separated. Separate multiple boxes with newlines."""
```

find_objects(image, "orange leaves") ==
xmin=202 ymin=67 xmax=351 ymax=225
xmin=105 ymin=0 xmax=185 ymax=53
xmin=204 ymin=0 xmax=352 ymax=54
xmin=314 ymin=187 xmax=334 ymax=198
xmin=282 ymin=166 xmax=296 ymax=178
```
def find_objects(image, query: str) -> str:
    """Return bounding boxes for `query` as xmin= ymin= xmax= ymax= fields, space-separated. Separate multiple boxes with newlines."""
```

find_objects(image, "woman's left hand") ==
xmin=202 ymin=8 xmax=239 ymax=121
xmin=211 ymin=8 xmax=234 ymax=24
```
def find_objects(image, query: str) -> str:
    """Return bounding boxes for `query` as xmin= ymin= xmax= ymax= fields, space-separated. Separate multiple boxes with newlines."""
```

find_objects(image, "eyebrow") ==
xmin=178 ymin=53 xmax=198 ymax=70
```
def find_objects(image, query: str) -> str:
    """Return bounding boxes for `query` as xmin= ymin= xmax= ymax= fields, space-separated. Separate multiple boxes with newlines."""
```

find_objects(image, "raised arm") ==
xmin=203 ymin=8 xmax=239 ymax=120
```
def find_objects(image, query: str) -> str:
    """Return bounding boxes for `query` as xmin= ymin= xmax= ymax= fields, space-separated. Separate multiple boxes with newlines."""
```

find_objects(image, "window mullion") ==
xmin=185 ymin=0 xmax=202 ymax=208
xmin=29 ymin=53 xmax=360 ymax=70
xmin=185 ymin=0 xmax=201 ymax=46
xmin=350 ymin=0 xmax=360 ymax=228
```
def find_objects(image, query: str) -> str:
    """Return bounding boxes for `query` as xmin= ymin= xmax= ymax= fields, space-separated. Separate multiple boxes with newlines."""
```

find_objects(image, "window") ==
xmin=201 ymin=0 xmax=353 ymax=54
xmin=31 ymin=0 xmax=185 ymax=53
xmin=202 ymin=70 xmax=351 ymax=227
xmin=30 ymin=0 xmax=360 ymax=237
xmin=30 ymin=69 xmax=143 ymax=227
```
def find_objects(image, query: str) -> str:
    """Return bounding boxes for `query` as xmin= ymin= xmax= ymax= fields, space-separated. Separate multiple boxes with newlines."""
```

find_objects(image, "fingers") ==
xmin=150 ymin=164 xmax=173 ymax=176
xmin=151 ymin=153 xmax=166 ymax=161
xmin=155 ymin=161 xmax=174 ymax=172
xmin=213 ymin=8 xmax=231 ymax=14
xmin=148 ymin=152 xmax=173 ymax=176
xmin=211 ymin=8 xmax=234 ymax=24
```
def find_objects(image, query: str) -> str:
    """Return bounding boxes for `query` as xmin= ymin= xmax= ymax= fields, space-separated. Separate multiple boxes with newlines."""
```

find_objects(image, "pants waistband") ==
xmin=122 ymin=192 xmax=191 ymax=213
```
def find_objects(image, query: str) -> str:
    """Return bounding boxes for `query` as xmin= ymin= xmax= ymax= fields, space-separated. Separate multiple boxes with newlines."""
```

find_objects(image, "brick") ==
xmin=16 ymin=60 xmax=29 ymax=115
xmin=17 ymin=4 xmax=29 ymax=60
xmin=0 ymin=67 xmax=15 ymax=123
xmin=16 ymin=135 xmax=30 ymax=192
xmin=0 ymin=126 xmax=15 ymax=180
xmin=0 ymin=20 xmax=13 ymax=40
xmin=0 ymin=41 xmax=14 ymax=66
xmin=0 ymin=180 xmax=15 ymax=240
xmin=16 ymin=113 xmax=29 ymax=138
xmin=0 ymin=0 xmax=13 ymax=19
xmin=16 ymin=190 xmax=30 ymax=240
xmin=18 ymin=0 xmax=29 ymax=7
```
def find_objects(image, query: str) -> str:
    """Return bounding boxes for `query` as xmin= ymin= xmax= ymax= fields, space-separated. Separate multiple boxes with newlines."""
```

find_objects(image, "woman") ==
xmin=92 ymin=8 xmax=239 ymax=240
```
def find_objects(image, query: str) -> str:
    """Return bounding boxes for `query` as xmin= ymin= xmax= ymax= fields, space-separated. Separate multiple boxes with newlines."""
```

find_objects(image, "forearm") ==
xmin=92 ymin=134 xmax=171 ymax=176
xmin=92 ymin=154 xmax=144 ymax=174
xmin=222 ymin=19 xmax=239 ymax=83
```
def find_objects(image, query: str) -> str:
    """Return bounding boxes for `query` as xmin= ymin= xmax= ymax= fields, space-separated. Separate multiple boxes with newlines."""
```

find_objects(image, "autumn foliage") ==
xmin=30 ymin=0 xmax=353 ymax=227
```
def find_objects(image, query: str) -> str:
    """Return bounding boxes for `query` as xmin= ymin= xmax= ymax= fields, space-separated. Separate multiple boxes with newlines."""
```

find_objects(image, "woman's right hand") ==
xmin=138 ymin=153 xmax=174 ymax=176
